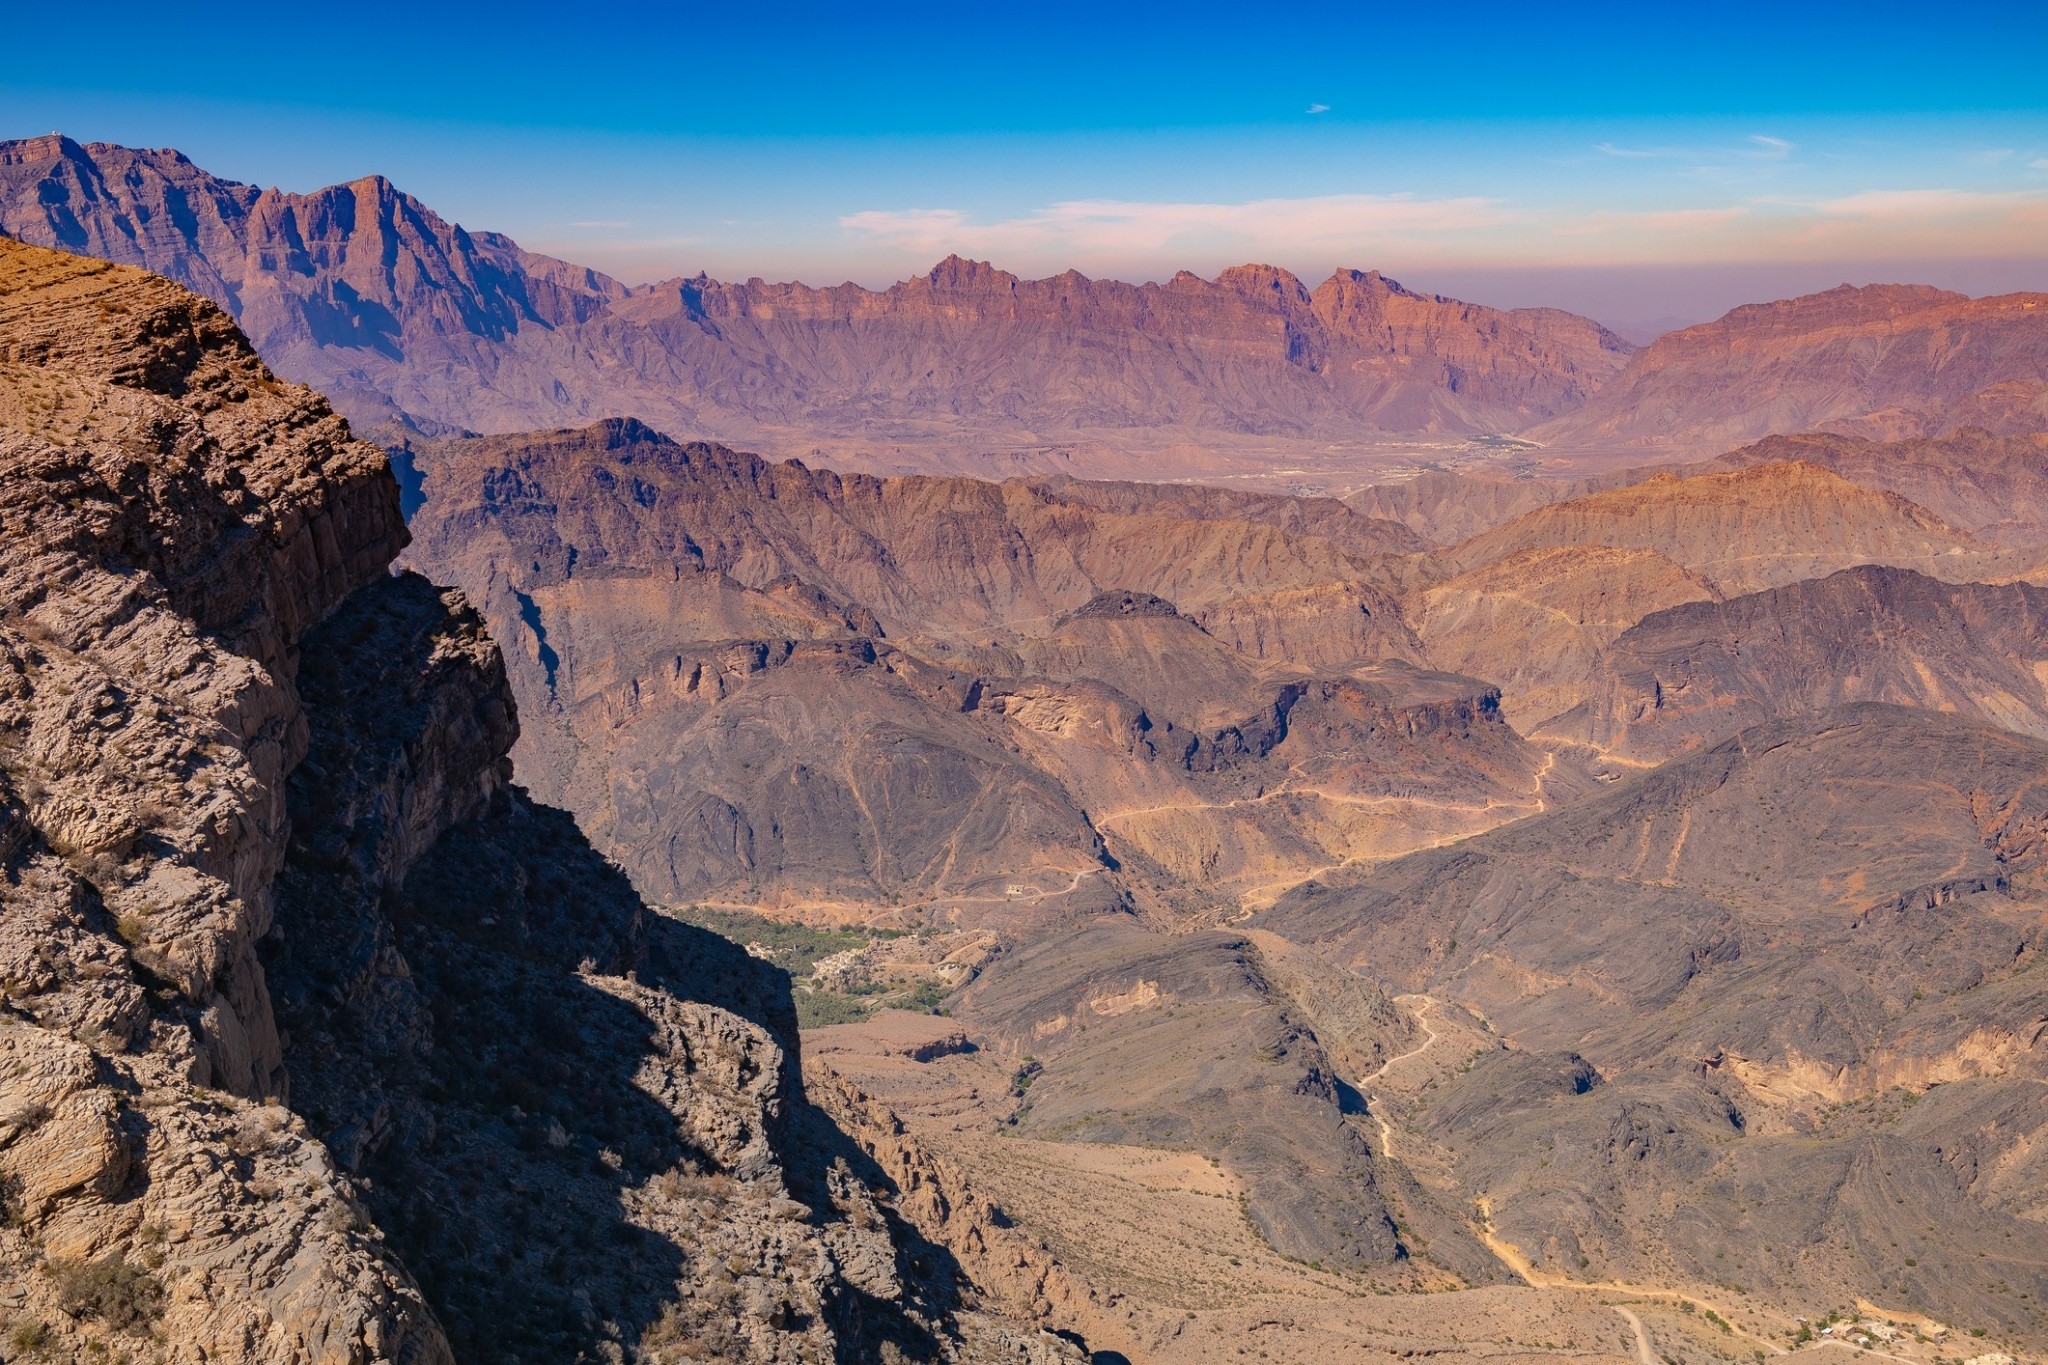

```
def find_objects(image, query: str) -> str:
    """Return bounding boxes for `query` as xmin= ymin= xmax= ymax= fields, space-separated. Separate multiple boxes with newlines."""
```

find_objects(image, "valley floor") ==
xmin=809 ymin=1002 xmax=2001 ymax=1365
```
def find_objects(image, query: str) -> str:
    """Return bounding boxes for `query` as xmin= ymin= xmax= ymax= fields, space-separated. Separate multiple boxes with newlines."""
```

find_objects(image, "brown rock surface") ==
xmin=1443 ymin=460 xmax=1987 ymax=596
xmin=0 ymin=235 xmax=447 ymax=1362
xmin=1412 ymin=545 xmax=1721 ymax=728
xmin=1704 ymin=428 xmax=2048 ymax=548
xmin=1353 ymin=426 xmax=2048 ymax=551
xmin=1261 ymin=705 xmax=2048 ymax=1342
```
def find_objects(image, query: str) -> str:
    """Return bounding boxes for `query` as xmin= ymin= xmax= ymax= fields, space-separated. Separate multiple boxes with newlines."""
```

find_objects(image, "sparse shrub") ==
xmin=899 ymin=980 xmax=951 ymax=1015
xmin=0 ymin=1172 xmax=26 ymax=1228
xmin=794 ymin=990 xmax=877 ymax=1029
xmin=7 ymin=1319 xmax=50 ymax=1354
xmin=43 ymin=1254 xmax=164 ymax=1333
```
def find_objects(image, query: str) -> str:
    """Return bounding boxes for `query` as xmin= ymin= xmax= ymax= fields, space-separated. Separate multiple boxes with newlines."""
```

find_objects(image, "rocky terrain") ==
xmin=1543 ymin=566 xmax=2048 ymax=760
xmin=398 ymin=419 xmax=1561 ymax=922
xmin=1353 ymin=428 xmax=2048 ymax=548
xmin=0 ymin=239 xmax=1084 ymax=1362
xmin=6 ymin=146 xmax=2048 ymax=1365
xmin=1343 ymin=458 xmax=2041 ymax=730
xmin=1260 ymin=705 xmax=2048 ymax=1344
xmin=388 ymin=396 xmax=2048 ymax=1363
xmin=1439 ymin=461 xmax=1987 ymax=596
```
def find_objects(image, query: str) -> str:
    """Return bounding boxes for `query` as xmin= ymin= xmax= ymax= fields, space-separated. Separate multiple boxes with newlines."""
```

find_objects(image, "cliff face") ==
xmin=0 ymin=238 xmax=1065 ymax=1362
xmin=0 ymin=136 xmax=1631 ymax=455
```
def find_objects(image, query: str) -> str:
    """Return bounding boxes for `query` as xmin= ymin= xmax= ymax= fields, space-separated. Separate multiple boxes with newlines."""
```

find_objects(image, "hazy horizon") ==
xmin=6 ymin=0 xmax=2046 ymax=332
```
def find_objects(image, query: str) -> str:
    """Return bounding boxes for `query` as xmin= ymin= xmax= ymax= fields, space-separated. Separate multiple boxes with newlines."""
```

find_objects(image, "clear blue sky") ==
xmin=6 ymin=1 xmax=2047 ymax=329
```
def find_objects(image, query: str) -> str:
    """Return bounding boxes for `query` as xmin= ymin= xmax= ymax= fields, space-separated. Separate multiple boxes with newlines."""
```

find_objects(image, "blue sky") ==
xmin=7 ymin=1 xmax=2047 ymax=327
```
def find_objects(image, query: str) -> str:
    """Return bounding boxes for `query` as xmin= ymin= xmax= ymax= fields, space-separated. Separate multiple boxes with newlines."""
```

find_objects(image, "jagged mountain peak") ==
xmin=0 ymin=136 xmax=1637 ymax=454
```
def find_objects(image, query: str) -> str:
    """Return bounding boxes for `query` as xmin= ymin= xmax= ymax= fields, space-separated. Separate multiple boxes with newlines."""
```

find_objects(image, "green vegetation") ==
xmin=898 ymin=980 xmax=951 ymax=1015
xmin=7 ymin=1320 xmax=50 ymax=1355
xmin=795 ymin=991 xmax=881 ymax=1029
xmin=669 ymin=905 xmax=883 ymax=974
xmin=672 ymin=905 xmax=951 ymax=1028
xmin=43 ymin=1255 xmax=163 ymax=1333
xmin=675 ymin=908 xmax=954 ymax=1023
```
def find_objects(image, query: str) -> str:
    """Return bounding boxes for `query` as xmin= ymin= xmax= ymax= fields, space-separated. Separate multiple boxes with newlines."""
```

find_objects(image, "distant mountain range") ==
xmin=7 ymin=133 xmax=2042 ymax=475
xmin=1532 ymin=283 xmax=2048 ymax=451
xmin=0 ymin=134 xmax=1627 ymax=456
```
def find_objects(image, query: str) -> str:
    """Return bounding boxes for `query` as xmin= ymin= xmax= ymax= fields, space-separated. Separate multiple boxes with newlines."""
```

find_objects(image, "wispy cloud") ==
xmin=1305 ymin=103 xmax=1330 ymax=115
xmin=1557 ymin=206 xmax=1750 ymax=237
xmin=840 ymin=193 xmax=1508 ymax=274
xmin=836 ymin=183 xmax=2048 ymax=276
xmin=1813 ymin=187 xmax=2043 ymax=218
xmin=567 ymin=219 xmax=632 ymax=229
xmin=1596 ymin=134 xmax=1795 ymax=163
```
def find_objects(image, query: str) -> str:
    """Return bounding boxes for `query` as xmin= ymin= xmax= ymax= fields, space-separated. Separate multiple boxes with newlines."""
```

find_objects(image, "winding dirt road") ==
xmin=1613 ymin=1306 xmax=1655 ymax=1365
xmin=1359 ymin=995 xmax=1442 ymax=1161
xmin=1358 ymin=992 xmax=1815 ymax=1363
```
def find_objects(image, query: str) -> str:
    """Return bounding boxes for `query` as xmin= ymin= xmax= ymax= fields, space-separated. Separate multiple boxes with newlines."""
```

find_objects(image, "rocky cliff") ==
xmin=0 ymin=136 xmax=1631 ymax=463
xmin=0 ymin=238 xmax=1077 ymax=1362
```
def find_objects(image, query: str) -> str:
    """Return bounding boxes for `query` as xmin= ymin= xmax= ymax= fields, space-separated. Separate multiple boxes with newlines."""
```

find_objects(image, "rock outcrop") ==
xmin=0 ymin=237 xmax=1066 ymax=1361
xmin=0 ymin=235 xmax=445 ymax=1362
